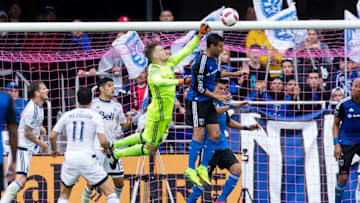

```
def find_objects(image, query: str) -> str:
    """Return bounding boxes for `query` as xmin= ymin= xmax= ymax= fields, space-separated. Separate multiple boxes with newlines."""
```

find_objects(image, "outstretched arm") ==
xmin=168 ymin=23 xmax=211 ymax=67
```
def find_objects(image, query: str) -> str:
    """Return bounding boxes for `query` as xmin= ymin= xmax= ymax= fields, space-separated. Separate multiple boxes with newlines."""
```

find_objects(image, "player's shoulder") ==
xmin=339 ymin=96 xmax=353 ymax=106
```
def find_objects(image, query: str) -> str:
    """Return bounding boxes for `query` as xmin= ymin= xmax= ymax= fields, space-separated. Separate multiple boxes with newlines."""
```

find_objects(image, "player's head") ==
xmin=145 ymin=41 xmax=169 ymax=63
xmin=98 ymin=77 xmax=114 ymax=99
xmin=352 ymin=78 xmax=360 ymax=98
xmin=29 ymin=81 xmax=49 ymax=101
xmin=206 ymin=34 xmax=224 ymax=57
xmin=159 ymin=9 xmax=174 ymax=22
xmin=77 ymin=87 xmax=92 ymax=106
xmin=214 ymin=78 xmax=229 ymax=95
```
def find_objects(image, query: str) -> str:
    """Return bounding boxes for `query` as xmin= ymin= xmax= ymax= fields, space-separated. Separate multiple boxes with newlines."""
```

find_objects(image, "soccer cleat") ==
xmin=184 ymin=168 xmax=202 ymax=187
xmin=108 ymin=141 xmax=115 ymax=154
xmin=107 ymin=150 xmax=118 ymax=170
xmin=196 ymin=165 xmax=211 ymax=187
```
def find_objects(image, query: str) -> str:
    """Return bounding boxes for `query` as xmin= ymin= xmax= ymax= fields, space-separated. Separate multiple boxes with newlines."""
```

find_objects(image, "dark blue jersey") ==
xmin=187 ymin=53 xmax=220 ymax=102
xmin=204 ymin=101 xmax=230 ymax=150
xmin=14 ymin=98 xmax=28 ymax=125
xmin=0 ymin=92 xmax=16 ymax=164
xmin=335 ymin=97 xmax=360 ymax=145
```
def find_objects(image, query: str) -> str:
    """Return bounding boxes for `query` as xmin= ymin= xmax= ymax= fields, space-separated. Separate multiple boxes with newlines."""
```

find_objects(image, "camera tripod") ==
xmin=237 ymin=148 xmax=254 ymax=203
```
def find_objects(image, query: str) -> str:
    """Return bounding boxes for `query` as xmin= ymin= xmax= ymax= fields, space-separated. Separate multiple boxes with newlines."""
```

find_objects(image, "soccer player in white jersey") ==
xmin=82 ymin=77 xmax=132 ymax=202
xmin=2 ymin=81 xmax=49 ymax=203
xmin=49 ymin=87 xmax=119 ymax=203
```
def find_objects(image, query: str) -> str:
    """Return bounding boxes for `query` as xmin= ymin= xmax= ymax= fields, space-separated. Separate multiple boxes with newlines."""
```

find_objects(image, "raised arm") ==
xmin=148 ymin=64 xmax=189 ymax=87
xmin=167 ymin=23 xmax=211 ymax=67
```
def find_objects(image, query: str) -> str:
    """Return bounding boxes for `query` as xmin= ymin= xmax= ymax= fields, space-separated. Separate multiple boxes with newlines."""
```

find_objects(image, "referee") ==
xmin=333 ymin=78 xmax=360 ymax=203
xmin=0 ymin=91 xmax=18 ymax=191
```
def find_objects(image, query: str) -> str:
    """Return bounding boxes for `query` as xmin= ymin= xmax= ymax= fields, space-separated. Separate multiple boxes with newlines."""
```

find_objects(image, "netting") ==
xmin=0 ymin=28 xmax=358 ymax=202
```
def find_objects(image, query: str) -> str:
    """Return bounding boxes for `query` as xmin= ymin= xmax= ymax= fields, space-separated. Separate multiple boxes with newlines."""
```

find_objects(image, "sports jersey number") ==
xmin=72 ymin=121 xmax=85 ymax=142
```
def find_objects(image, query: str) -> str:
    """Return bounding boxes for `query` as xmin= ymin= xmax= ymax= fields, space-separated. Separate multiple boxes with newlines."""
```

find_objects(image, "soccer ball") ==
xmin=220 ymin=8 xmax=239 ymax=26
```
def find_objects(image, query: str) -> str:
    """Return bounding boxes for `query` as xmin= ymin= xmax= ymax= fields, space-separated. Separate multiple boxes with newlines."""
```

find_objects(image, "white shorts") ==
xmin=96 ymin=151 xmax=124 ymax=178
xmin=7 ymin=147 xmax=33 ymax=176
xmin=61 ymin=151 xmax=108 ymax=187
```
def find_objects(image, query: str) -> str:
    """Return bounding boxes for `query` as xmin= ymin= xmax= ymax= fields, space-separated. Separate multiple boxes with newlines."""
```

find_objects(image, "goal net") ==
xmin=0 ymin=23 xmax=357 ymax=202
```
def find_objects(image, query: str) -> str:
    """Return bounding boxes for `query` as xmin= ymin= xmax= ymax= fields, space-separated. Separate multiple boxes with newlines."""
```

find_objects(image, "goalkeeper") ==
xmin=109 ymin=23 xmax=211 ymax=163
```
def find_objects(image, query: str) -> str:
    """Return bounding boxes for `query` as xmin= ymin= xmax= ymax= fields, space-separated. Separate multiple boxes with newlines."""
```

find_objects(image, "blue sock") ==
xmin=187 ymin=186 xmax=204 ymax=203
xmin=218 ymin=173 xmax=240 ymax=201
xmin=200 ymin=138 xmax=217 ymax=167
xmin=335 ymin=182 xmax=345 ymax=203
xmin=188 ymin=140 xmax=202 ymax=169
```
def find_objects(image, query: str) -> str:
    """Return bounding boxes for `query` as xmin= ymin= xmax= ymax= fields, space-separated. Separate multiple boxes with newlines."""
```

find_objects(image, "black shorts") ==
xmin=0 ymin=163 xmax=3 ymax=191
xmin=208 ymin=149 xmax=239 ymax=177
xmin=185 ymin=99 xmax=218 ymax=127
xmin=338 ymin=143 xmax=360 ymax=174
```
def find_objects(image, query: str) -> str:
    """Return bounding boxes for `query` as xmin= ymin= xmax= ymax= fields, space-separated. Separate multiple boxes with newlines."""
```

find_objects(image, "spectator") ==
xmin=159 ymin=9 xmax=174 ymax=21
xmin=301 ymin=70 xmax=330 ymax=111
xmin=238 ymin=44 xmax=266 ymax=98
xmin=285 ymin=77 xmax=300 ymax=101
xmin=246 ymin=31 xmax=282 ymax=77
xmin=297 ymin=29 xmax=332 ymax=64
xmin=64 ymin=19 xmax=91 ymax=51
xmin=164 ymin=46 xmax=171 ymax=57
xmin=130 ymin=70 xmax=147 ymax=112
xmin=6 ymin=82 xmax=27 ymax=124
xmin=44 ymin=6 xmax=56 ymax=22
xmin=329 ymin=87 xmax=345 ymax=109
xmin=8 ymin=2 xmax=21 ymax=22
xmin=279 ymin=59 xmax=295 ymax=82
xmin=248 ymin=77 xmax=292 ymax=117
xmin=219 ymin=50 xmax=238 ymax=96
xmin=333 ymin=57 xmax=359 ymax=96
xmin=0 ymin=10 xmax=8 ymax=22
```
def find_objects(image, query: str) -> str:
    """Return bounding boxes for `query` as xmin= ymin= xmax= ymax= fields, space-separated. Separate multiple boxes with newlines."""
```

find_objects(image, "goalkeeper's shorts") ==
xmin=142 ymin=119 xmax=172 ymax=147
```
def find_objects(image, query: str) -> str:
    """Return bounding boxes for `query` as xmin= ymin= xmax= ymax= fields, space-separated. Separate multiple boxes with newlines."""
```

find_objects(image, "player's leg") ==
xmin=335 ymin=144 xmax=354 ymax=203
xmin=2 ymin=148 xmax=31 ymax=202
xmin=355 ymin=146 xmax=360 ymax=203
xmin=98 ymin=179 xmax=119 ymax=203
xmin=112 ymin=177 xmax=124 ymax=198
xmin=197 ymin=102 xmax=220 ymax=186
xmin=113 ymin=132 xmax=143 ymax=148
xmin=185 ymin=100 xmax=207 ymax=186
xmin=217 ymin=149 xmax=241 ymax=202
xmin=57 ymin=182 xmax=74 ymax=203
xmin=108 ymin=158 xmax=125 ymax=198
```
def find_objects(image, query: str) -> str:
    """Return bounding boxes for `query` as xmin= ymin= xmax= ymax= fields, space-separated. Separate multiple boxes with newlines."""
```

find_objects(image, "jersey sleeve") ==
xmin=53 ymin=113 xmax=66 ymax=133
xmin=148 ymin=64 xmax=179 ymax=87
xmin=94 ymin=115 xmax=105 ymax=134
xmin=24 ymin=104 xmax=37 ymax=129
xmin=116 ymin=104 xmax=127 ymax=124
xmin=192 ymin=54 xmax=207 ymax=95
xmin=334 ymin=102 xmax=345 ymax=120
xmin=6 ymin=96 xmax=17 ymax=125
xmin=167 ymin=37 xmax=200 ymax=67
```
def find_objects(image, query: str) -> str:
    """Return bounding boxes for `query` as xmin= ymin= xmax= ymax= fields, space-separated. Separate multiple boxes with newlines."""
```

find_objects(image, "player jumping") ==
xmin=187 ymin=79 xmax=259 ymax=203
xmin=2 ymin=81 xmax=49 ymax=202
xmin=50 ymin=87 xmax=119 ymax=203
xmin=108 ymin=23 xmax=211 ymax=162
xmin=185 ymin=34 xmax=247 ymax=187
xmin=334 ymin=78 xmax=360 ymax=203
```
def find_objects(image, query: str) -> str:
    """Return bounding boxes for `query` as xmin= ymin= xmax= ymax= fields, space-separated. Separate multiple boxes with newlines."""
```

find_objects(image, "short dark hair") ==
xmin=28 ymin=81 xmax=45 ymax=98
xmin=281 ymin=59 xmax=293 ymax=67
xmin=145 ymin=41 xmax=160 ymax=61
xmin=77 ymin=87 xmax=92 ymax=105
xmin=98 ymin=77 xmax=113 ymax=88
xmin=306 ymin=69 xmax=320 ymax=76
xmin=215 ymin=78 xmax=229 ymax=85
xmin=207 ymin=34 xmax=224 ymax=48
xmin=249 ymin=44 xmax=262 ymax=50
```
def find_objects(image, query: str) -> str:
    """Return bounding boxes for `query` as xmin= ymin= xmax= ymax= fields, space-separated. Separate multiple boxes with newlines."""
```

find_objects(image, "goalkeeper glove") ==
xmin=178 ymin=77 xmax=191 ymax=85
xmin=197 ymin=23 xmax=211 ymax=38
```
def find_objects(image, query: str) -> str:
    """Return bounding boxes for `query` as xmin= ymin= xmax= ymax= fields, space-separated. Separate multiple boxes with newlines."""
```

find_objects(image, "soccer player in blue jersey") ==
xmin=333 ymin=77 xmax=360 ymax=203
xmin=187 ymin=79 xmax=260 ymax=203
xmin=0 ymin=91 xmax=18 ymax=192
xmin=185 ymin=34 xmax=247 ymax=187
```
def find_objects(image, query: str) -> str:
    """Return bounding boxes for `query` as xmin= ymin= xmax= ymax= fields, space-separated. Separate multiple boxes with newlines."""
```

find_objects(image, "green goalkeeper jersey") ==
xmin=146 ymin=37 xmax=200 ymax=121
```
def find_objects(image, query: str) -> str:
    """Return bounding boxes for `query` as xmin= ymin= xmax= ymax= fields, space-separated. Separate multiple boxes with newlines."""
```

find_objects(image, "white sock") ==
xmin=356 ymin=186 xmax=360 ymax=203
xmin=114 ymin=186 xmax=123 ymax=198
xmin=58 ymin=197 xmax=69 ymax=203
xmin=82 ymin=186 xmax=93 ymax=203
xmin=106 ymin=193 xmax=119 ymax=203
xmin=2 ymin=180 xmax=22 ymax=203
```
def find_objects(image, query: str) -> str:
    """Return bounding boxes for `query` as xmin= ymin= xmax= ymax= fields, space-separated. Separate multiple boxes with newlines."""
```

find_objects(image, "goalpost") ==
xmin=0 ymin=20 xmax=358 ymax=202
